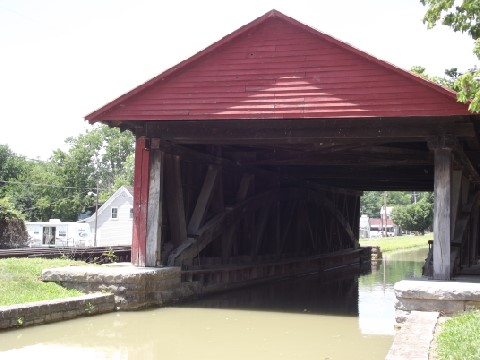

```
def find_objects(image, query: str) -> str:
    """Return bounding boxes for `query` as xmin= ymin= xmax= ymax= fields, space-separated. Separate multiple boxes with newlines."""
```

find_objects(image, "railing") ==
xmin=0 ymin=246 xmax=131 ymax=263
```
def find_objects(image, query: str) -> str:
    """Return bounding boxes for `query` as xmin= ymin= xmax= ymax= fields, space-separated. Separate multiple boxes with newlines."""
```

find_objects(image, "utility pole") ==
xmin=94 ymin=179 xmax=98 ymax=247
xmin=383 ymin=191 xmax=388 ymax=237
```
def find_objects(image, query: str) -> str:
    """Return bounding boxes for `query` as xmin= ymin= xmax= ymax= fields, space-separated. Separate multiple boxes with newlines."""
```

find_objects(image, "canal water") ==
xmin=0 ymin=247 xmax=427 ymax=360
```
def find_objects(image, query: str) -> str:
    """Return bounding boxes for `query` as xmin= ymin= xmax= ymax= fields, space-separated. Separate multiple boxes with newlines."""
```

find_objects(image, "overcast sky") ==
xmin=1 ymin=0 xmax=478 ymax=160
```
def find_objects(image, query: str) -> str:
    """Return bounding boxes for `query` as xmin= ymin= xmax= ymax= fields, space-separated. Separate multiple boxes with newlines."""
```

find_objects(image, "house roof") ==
xmin=86 ymin=9 xmax=470 ymax=124
xmin=370 ymin=218 xmax=396 ymax=227
xmin=80 ymin=186 xmax=133 ymax=223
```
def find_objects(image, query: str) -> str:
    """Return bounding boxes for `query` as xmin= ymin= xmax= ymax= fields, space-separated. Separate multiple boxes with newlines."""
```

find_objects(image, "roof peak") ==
xmin=86 ymin=10 xmax=469 ymax=123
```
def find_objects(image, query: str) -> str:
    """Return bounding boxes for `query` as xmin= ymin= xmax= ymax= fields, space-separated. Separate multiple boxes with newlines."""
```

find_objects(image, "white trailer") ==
xmin=25 ymin=220 xmax=93 ymax=247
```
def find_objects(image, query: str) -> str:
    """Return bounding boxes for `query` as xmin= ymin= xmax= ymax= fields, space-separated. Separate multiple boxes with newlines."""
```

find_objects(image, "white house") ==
xmin=26 ymin=219 xmax=92 ymax=247
xmin=80 ymin=185 xmax=133 ymax=247
xmin=359 ymin=214 xmax=370 ymax=239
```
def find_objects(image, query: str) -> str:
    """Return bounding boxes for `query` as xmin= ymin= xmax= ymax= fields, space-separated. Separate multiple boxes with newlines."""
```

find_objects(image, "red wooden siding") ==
xmin=87 ymin=10 xmax=470 ymax=122
xmin=132 ymin=137 xmax=150 ymax=266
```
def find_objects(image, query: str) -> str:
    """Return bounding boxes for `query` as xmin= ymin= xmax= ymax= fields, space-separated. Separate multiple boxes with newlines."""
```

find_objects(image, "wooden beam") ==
xmin=451 ymin=171 xmax=463 ymax=241
xmin=252 ymin=206 xmax=271 ymax=257
xmin=165 ymin=154 xmax=187 ymax=248
xmin=433 ymin=146 xmax=452 ymax=280
xmin=146 ymin=150 xmax=163 ymax=267
xmin=236 ymin=174 xmax=254 ymax=201
xmin=454 ymin=147 xmax=480 ymax=184
xmin=187 ymin=165 xmax=219 ymax=234
xmin=146 ymin=118 xmax=474 ymax=144
xmin=148 ymin=139 xmax=362 ymax=196
xmin=132 ymin=136 xmax=150 ymax=267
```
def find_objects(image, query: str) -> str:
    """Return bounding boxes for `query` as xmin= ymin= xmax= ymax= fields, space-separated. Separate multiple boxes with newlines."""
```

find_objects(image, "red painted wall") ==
xmin=87 ymin=13 xmax=469 ymax=123
xmin=132 ymin=137 xmax=149 ymax=266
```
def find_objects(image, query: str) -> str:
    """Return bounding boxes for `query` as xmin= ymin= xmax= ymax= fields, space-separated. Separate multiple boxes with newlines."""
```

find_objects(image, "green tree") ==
xmin=0 ymin=124 xmax=135 ymax=222
xmin=45 ymin=125 xmax=135 ymax=221
xmin=360 ymin=191 xmax=412 ymax=218
xmin=0 ymin=197 xmax=27 ymax=248
xmin=421 ymin=0 xmax=480 ymax=111
xmin=0 ymin=145 xmax=30 ymax=197
xmin=391 ymin=193 xmax=434 ymax=234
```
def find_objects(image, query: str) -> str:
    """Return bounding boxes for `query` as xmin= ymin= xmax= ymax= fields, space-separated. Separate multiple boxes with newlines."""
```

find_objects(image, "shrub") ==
xmin=0 ymin=197 xmax=28 ymax=248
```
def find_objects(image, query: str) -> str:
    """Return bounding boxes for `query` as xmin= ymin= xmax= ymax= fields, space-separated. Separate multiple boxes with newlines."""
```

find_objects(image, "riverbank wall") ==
xmin=0 ymin=292 xmax=114 ymax=331
xmin=394 ymin=279 xmax=480 ymax=323
xmin=40 ymin=249 xmax=370 ymax=311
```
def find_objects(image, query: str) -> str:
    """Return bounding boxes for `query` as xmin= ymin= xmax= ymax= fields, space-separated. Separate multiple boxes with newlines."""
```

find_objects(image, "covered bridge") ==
xmin=86 ymin=10 xmax=480 ymax=282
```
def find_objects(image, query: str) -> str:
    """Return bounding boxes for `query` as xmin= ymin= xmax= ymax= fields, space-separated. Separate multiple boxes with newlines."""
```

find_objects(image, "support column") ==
xmin=132 ymin=136 xmax=150 ymax=267
xmin=433 ymin=145 xmax=453 ymax=280
xmin=146 ymin=149 xmax=164 ymax=267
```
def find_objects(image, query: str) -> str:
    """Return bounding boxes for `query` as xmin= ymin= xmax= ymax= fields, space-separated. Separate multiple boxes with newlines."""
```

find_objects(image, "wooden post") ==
xmin=433 ymin=146 xmax=453 ymax=280
xmin=132 ymin=136 xmax=150 ymax=267
xmin=188 ymin=165 xmax=218 ymax=234
xmin=165 ymin=154 xmax=188 ymax=248
xmin=146 ymin=149 xmax=163 ymax=266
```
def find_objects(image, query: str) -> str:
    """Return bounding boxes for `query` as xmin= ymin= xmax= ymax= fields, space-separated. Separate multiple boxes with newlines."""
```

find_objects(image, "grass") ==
xmin=359 ymin=233 xmax=431 ymax=253
xmin=436 ymin=310 xmax=480 ymax=360
xmin=0 ymin=257 xmax=86 ymax=306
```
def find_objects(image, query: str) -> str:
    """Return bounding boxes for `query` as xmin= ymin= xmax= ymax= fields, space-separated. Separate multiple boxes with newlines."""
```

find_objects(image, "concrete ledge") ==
xmin=394 ymin=280 xmax=480 ymax=316
xmin=0 ymin=292 xmax=115 ymax=330
xmin=386 ymin=311 xmax=439 ymax=360
xmin=395 ymin=280 xmax=480 ymax=301
xmin=42 ymin=263 xmax=184 ymax=310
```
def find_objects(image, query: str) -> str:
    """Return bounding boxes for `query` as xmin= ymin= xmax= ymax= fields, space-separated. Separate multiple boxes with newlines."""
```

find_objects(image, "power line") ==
xmin=0 ymin=179 xmax=100 ymax=191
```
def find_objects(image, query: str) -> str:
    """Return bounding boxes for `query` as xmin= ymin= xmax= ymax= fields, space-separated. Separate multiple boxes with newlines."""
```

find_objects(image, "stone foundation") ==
xmin=394 ymin=279 xmax=480 ymax=325
xmin=0 ymin=292 xmax=114 ymax=330
xmin=42 ymin=263 xmax=200 ymax=310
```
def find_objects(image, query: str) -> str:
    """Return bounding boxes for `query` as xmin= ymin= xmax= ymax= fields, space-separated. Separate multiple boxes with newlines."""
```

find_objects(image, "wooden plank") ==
xmin=236 ymin=174 xmax=254 ymax=201
xmin=451 ymin=171 xmax=463 ymax=241
xmin=471 ymin=202 xmax=479 ymax=264
xmin=222 ymin=224 xmax=237 ymax=260
xmin=146 ymin=150 xmax=163 ymax=267
xmin=187 ymin=165 xmax=219 ymax=234
xmin=252 ymin=206 xmax=271 ymax=257
xmin=278 ymin=201 xmax=298 ymax=254
xmin=132 ymin=136 xmax=150 ymax=267
xmin=145 ymin=119 xmax=474 ymax=144
xmin=144 ymin=138 xmax=362 ymax=197
xmin=433 ymin=147 xmax=452 ymax=280
xmin=165 ymin=154 xmax=187 ymax=248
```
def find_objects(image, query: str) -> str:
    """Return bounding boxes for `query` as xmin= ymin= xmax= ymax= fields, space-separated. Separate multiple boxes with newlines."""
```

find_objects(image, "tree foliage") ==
xmin=0 ymin=125 xmax=135 ymax=222
xmin=360 ymin=191 xmax=415 ymax=218
xmin=0 ymin=197 xmax=27 ymax=248
xmin=420 ymin=0 xmax=480 ymax=111
xmin=391 ymin=193 xmax=434 ymax=234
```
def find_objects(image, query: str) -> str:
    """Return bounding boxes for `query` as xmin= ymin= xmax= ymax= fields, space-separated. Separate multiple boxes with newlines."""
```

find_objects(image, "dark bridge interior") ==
xmin=86 ymin=10 xmax=480 ymax=282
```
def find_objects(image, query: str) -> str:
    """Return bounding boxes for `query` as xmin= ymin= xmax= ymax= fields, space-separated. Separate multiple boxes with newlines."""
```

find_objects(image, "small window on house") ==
xmin=129 ymin=207 xmax=133 ymax=219
xmin=111 ymin=207 xmax=118 ymax=219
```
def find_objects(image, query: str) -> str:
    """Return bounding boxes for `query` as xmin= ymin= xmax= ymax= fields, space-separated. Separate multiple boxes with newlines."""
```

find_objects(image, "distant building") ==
xmin=79 ymin=186 xmax=133 ymax=246
xmin=359 ymin=208 xmax=400 ymax=238
xmin=369 ymin=218 xmax=399 ymax=237
xmin=359 ymin=214 xmax=370 ymax=238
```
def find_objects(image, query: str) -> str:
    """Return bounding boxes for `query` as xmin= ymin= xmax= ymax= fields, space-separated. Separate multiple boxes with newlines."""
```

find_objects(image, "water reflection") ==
xmin=0 ymin=248 xmax=427 ymax=360
xmin=181 ymin=268 xmax=361 ymax=316
xmin=359 ymin=247 xmax=428 ymax=335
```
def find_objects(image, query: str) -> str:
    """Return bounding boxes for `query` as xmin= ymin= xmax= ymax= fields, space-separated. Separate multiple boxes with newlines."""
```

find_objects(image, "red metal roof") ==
xmin=369 ymin=218 xmax=395 ymax=227
xmin=86 ymin=10 xmax=470 ymax=123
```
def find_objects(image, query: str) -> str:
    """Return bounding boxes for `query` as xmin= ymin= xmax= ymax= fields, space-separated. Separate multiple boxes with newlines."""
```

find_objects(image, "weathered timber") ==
xmin=433 ymin=146 xmax=453 ymax=280
xmin=146 ymin=150 xmax=163 ymax=266
xmin=187 ymin=165 xmax=219 ymax=234
xmin=145 ymin=118 xmax=474 ymax=145
xmin=164 ymin=154 xmax=188 ymax=248
xmin=451 ymin=171 xmax=463 ymax=241
xmin=132 ymin=136 xmax=150 ymax=266
xmin=168 ymin=187 xmax=359 ymax=266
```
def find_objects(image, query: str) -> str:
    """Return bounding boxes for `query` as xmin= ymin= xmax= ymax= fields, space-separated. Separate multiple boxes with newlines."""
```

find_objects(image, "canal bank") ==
xmin=1 ymin=248 xmax=429 ymax=359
